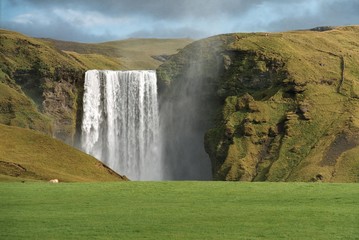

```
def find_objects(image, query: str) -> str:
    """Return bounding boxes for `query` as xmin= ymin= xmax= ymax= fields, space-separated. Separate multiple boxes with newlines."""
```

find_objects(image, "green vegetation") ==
xmin=0 ymin=83 xmax=52 ymax=133
xmin=48 ymin=38 xmax=193 ymax=70
xmin=0 ymin=29 xmax=87 ymax=142
xmin=0 ymin=182 xmax=358 ymax=239
xmin=158 ymin=26 xmax=359 ymax=182
xmin=0 ymin=124 xmax=125 ymax=182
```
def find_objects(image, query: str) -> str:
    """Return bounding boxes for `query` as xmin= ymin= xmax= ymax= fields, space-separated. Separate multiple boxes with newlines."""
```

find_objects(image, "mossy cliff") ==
xmin=0 ymin=30 xmax=89 ymax=143
xmin=158 ymin=26 xmax=359 ymax=182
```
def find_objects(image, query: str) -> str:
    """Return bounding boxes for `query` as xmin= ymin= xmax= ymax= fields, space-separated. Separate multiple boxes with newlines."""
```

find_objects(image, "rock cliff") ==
xmin=158 ymin=26 xmax=359 ymax=182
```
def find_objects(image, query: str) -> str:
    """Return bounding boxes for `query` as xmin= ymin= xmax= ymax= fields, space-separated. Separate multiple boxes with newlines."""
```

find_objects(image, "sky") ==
xmin=1 ymin=0 xmax=359 ymax=43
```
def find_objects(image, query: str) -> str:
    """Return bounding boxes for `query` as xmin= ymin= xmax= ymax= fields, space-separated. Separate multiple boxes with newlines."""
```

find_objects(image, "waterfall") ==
xmin=81 ymin=70 xmax=162 ymax=180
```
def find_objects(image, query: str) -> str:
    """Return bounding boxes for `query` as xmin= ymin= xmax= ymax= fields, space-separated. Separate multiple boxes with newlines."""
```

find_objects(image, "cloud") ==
xmin=128 ymin=25 xmax=207 ymax=39
xmin=4 ymin=13 xmax=119 ymax=42
xmin=12 ymin=13 xmax=37 ymax=24
xmin=4 ymin=0 xmax=317 ymax=21
xmin=231 ymin=0 xmax=322 ymax=32
xmin=52 ymin=9 xmax=129 ymax=28
xmin=2 ymin=0 xmax=359 ymax=42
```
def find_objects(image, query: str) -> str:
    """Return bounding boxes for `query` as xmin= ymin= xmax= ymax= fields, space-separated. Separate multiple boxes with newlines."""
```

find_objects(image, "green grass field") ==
xmin=1 ymin=182 xmax=358 ymax=239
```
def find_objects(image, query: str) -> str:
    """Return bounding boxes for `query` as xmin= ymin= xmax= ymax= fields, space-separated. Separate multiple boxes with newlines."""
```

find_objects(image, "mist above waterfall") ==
xmin=81 ymin=70 xmax=162 ymax=180
xmin=159 ymin=51 xmax=223 ymax=180
xmin=156 ymin=37 xmax=227 ymax=180
xmin=159 ymin=64 xmax=211 ymax=179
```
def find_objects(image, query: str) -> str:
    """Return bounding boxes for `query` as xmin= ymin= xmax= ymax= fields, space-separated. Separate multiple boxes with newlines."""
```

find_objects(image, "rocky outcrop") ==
xmin=9 ymin=59 xmax=85 ymax=143
xmin=39 ymin=66 xmax=84 ymax=143
xmin=11 ymin=64 xmax=84 ymax=143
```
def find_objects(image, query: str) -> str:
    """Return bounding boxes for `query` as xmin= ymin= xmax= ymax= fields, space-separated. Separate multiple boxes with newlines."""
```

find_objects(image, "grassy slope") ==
xmin=0 ymin=124 xmax=126 ymax=182
xmin=158 ymin=26 xmax=359 ymax=182
xmin=47 ymin=37 xmax=193 ymax=70
xmin=0 ymin=182 xmax=358 ymax=239
xmin=0 ymin=29 xmax=82 ymax=74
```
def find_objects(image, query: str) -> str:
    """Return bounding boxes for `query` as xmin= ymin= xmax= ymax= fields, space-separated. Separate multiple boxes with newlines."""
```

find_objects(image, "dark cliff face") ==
xmin=158 ymin=26 xmax=359 ymax=182
xmin=41 ymin=68 xmax=85 ymax=143
xmin=13 ymin=63 xmax=86 ymax=144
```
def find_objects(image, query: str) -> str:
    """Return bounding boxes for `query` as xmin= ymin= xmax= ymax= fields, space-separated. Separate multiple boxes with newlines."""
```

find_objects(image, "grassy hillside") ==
xmin=0 ymin=124 xmax=126 ymax=182
xmin=0 ymin=29 xmax=87 ymax=142
xmin=158 ymin=25 xmax=359 ymax=182
xmin=1 ymin=182 xmax=358 ymax=239
xmin=47 ymin=38 xmax=193 ymax=70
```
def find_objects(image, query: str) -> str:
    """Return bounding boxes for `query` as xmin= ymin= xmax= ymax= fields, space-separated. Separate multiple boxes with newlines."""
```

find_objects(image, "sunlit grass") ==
xmin=1 ymin=182 xmax=358 ymax=239
xmin=0 ymin=124 xmax=125 ymax=182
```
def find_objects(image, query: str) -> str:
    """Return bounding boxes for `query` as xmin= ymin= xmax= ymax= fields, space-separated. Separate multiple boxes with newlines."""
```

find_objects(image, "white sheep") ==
xmin=49 ymin=179 xmax=59 ymax=183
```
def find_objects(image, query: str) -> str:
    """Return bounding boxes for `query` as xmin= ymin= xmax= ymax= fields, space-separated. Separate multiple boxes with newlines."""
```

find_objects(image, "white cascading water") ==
xmin=81 ymin=70 xmax=162 ymax=180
